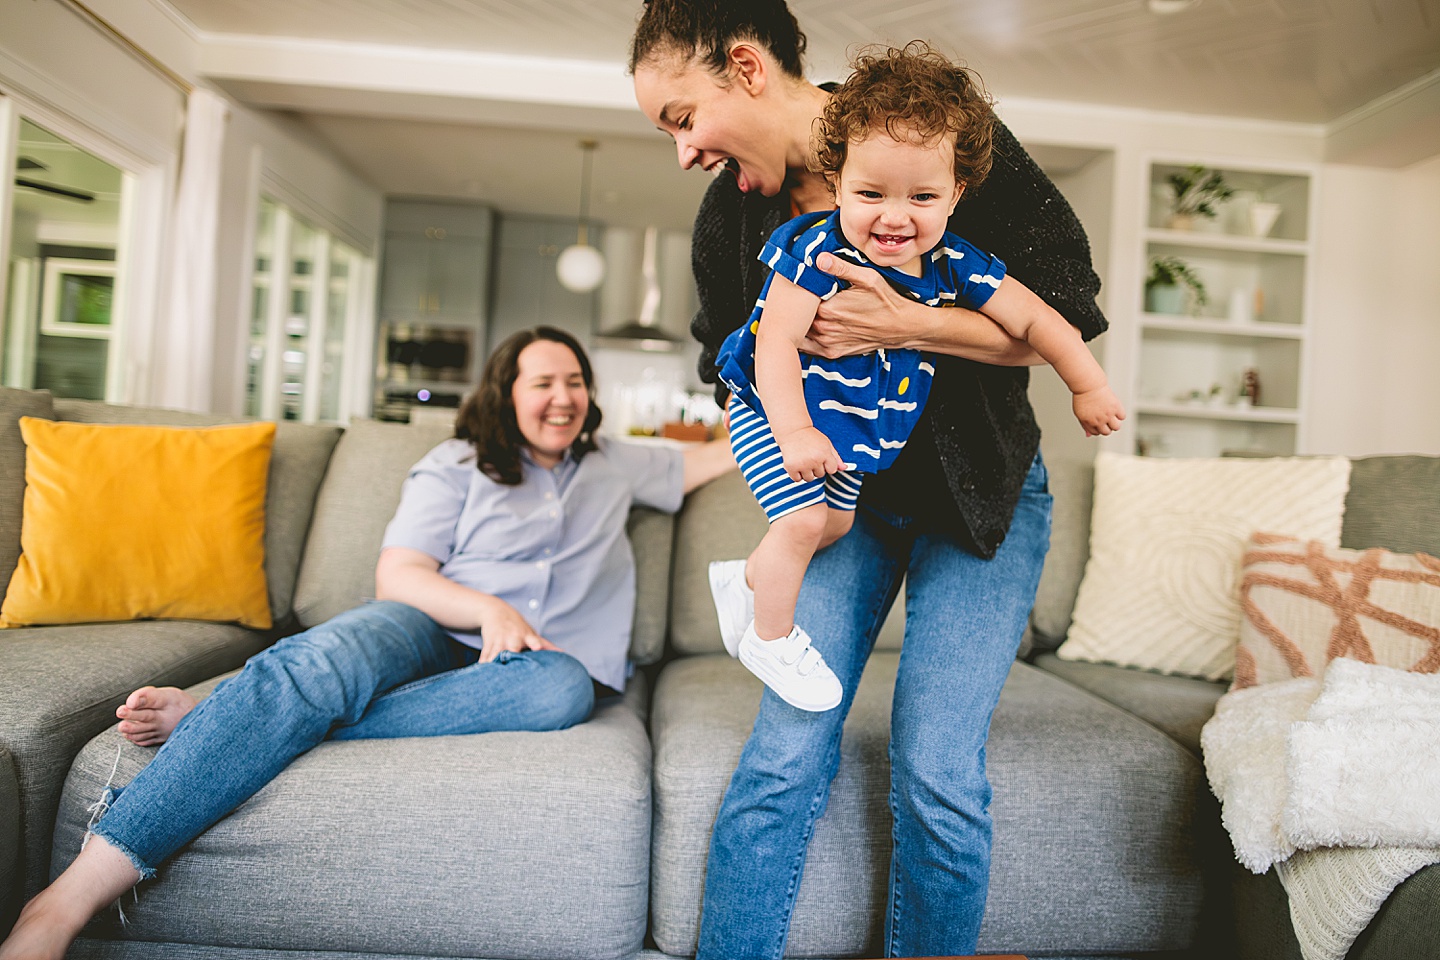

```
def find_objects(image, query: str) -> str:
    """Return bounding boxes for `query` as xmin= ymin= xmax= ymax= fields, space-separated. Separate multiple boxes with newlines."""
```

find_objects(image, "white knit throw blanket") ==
xmin=1201 ymin=658 xmax=1440 ymax=960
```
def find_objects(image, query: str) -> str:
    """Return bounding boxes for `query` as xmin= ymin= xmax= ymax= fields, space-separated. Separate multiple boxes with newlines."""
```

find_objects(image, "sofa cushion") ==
xmin=2 ymin=419 xmax=276 ymax=630
xmin=669 ymin=469 xmax=905 ymax=657
xmin=51 ymin=400 xmax=341 ymax=625
xmin=648 ymin=653 xmax=1209 ymax=956
xmin=1343 ymin=455 xmax=1440 ymax=558
xmin=0 ymin=620 xmax=266 ymax=899
xmin=292 ymin=419 xmax=453 ymax=628
xmin=1029 ymin=457 xmax=1094 ymax=651
xmin=293 ymin=419 xmax=675 ymax=664
xmin=1030 ymin=652 xmax=1226 ymax=756
xmin=55 ymin=674 xmax=654 ymax=960
xmin=1233 ymin=535 xmax=1440 ymax=690
xmin=0 ymin=743 xmax=19 ymax=933
xmin=1060 ymin=453 xmax=1351 ymax=681
xmin=0 ymin=388 xmax=53 ymax=593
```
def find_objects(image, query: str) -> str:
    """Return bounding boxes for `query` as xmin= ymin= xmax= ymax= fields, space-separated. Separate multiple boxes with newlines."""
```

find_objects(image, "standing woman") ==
xmin=631 ymin=2 xmax=1107 ymax=957
xmin=0 ymin=326 xmax=735 ymax=960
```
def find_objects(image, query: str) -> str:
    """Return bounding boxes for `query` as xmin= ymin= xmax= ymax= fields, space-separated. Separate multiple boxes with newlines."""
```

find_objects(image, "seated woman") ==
xmin=0 ymin=325 xmax=735 ymax=960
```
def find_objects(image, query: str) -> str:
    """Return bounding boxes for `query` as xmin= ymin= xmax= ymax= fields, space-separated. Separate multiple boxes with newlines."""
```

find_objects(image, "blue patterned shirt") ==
xmin=716 ymin=209 xmax=1006 ymax=473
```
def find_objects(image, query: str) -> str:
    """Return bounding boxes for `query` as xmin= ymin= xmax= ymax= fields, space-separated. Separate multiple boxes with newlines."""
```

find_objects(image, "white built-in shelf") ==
xmin=1137 ymin=401 xmax=1302 ymax=424
xmin=1140 ymin=315 xmax=1304 ymax=339
xmin=1144 ymin=228 xmax=1309 ymax=256
xmin=1132 ymin=159 xmax=1315 ymax=458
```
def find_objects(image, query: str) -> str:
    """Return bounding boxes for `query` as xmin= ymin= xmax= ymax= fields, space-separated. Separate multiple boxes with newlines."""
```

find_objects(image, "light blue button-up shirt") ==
xmin=382 ymin=436 xmax=684 ymax=691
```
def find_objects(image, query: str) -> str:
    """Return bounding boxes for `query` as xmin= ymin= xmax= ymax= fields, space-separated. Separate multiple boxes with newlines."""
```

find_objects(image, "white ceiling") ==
xmin=159 ymin=0 xmax=1440 ymax=227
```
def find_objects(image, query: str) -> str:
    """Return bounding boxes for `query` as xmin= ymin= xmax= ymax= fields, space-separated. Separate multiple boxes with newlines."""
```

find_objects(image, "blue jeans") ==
xmin=91 ymin=601 xmax=596 ymax=877
xmin=697 ymin=454 xmax=1052 ymax=959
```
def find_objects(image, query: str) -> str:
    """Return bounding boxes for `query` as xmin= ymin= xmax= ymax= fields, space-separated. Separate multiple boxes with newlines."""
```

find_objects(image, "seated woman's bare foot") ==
xmin=115 ymin=686 xmax=196 ymax=747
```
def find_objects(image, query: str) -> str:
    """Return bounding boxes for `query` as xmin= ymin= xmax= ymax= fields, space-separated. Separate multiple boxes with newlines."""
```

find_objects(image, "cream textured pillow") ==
xmin=1058 ymin=453 xmax=1351 ymax=680
xmin=1233 ymin=533 xmax=1440 ymax=689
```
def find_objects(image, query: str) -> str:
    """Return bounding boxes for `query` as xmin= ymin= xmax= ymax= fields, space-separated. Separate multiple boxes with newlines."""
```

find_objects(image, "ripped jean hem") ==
xmin=87 ymin=818 xmax=158 ymax=883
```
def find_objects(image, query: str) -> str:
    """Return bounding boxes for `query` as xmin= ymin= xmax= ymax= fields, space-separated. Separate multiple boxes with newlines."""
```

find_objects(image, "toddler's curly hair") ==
xmin=814 ymin=41 xmax=994 ymax=194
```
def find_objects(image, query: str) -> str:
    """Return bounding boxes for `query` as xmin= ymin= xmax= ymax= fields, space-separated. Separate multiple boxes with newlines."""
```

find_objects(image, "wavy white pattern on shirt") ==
xmin=803 ymin=230 xmax=827 ymax=265
xmin=969 ymin=272 xmax=1003 ymax=288
xmin=800 ymin=364 xmax=871 ymax=387
xmin=878 ymin=398 xmax=917 ymax=411
xmin=932 ymin=246 xmax=967 ymax=261
xmin=852 ymin=444 xmax=881 ymax=458
xmin=926 ymin=291 xmax=958 ymax=306
xmin=919 ymin=362 xmax=935 ymax=375
xmin=818 ymin=400 xmax=878 ymax=419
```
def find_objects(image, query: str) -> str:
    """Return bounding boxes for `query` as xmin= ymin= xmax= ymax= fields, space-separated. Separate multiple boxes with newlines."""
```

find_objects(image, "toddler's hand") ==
xmin=778 ymin=426 xmax=843 ymax=481
xmin=1074 ymin=386 xmax=1126 ymax=437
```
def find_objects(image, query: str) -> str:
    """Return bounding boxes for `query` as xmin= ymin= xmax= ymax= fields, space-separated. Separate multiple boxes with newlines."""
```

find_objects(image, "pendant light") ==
xmin=556 ymin=139 xmax=606 ymax=293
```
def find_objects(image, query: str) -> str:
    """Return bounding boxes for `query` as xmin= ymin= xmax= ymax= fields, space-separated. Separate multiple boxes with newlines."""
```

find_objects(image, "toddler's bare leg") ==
xmin=817 ymin=507 xmax=855 ymax=551
xmin=0 ymin=834 xmax=140 ymax=960
xmin=750 ymin=503 xmax=828 ymax=641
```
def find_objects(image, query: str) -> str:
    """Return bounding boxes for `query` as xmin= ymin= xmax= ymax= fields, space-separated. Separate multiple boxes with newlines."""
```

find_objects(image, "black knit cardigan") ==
xmin=689 ymin=120 xmax=1108 ymax=558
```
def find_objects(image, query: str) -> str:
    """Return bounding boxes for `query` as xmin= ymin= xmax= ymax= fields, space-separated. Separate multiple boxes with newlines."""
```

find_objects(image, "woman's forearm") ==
xmin=897 ymin=298 xmax=1043 ymax=366
xmin=375 ymin=547 xmax=497 ymax=632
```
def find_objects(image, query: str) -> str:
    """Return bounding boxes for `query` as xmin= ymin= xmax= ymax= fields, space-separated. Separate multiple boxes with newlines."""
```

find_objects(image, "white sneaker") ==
xmin=738 ymin=622 xmax=843 ymax=712
xmin=708 ymin=559 xmax=753 ymax=658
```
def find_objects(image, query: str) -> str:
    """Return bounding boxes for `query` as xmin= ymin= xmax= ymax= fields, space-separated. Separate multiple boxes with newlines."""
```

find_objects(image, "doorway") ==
xmin=3 ymin=115 xmax=127 ymax=399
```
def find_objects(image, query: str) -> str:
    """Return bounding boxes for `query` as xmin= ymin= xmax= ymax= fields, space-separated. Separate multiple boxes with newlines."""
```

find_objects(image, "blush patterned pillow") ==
xmin=1232 ymin=533 xmax=1440 ymax=689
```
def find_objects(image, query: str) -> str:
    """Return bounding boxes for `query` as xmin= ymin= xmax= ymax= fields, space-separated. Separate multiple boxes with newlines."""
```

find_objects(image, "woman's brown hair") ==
xmin=628 ymin=0 xmax=807 ymax=80
xmin=813 ymin=42 xmax=995 ymax=195
xmin=454 ymin=326 xmax=603 ymax=485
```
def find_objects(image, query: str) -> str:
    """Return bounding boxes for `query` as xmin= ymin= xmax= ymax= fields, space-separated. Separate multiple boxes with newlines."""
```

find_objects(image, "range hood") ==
xmin=596 ymin=225 xmax=680 ymax=352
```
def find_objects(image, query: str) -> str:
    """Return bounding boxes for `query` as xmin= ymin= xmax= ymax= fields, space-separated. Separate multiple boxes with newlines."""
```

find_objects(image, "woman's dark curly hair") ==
xmin=454 ymin=326 xmax=602 ymax=485
xmin=813 ymin=42 xmax=995 ymax=195
xmin=628 ymin=0 xmax=807 ymax=80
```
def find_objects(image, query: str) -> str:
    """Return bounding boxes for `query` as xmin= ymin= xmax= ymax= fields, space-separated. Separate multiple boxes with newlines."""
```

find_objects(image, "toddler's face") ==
xmin=834 ymin=129 xmax=963 ymax=277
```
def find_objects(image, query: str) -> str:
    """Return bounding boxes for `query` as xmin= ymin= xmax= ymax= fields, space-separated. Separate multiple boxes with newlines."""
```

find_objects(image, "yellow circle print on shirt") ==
xmin=898 ymin=376 xmax=910 ymax=395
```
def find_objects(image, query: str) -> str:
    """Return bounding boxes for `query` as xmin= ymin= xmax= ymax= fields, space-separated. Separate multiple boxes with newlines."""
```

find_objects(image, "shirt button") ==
xmin=543 ymin=548 xmax=553 ymax=556
xmin=549 ymin=509 xmax=558 ymax=518
xmin=535 ymin=561 xmax=546 ymax=570
xmin=544 ymin=492 xmax=554 ymax=500
xmin=528 ymin=599 xmax=539 ymax=610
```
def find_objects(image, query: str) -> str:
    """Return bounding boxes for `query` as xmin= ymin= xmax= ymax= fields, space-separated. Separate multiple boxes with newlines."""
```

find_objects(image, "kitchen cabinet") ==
xmin=487 ymin=215 xmax=598 ymax=355
xmin=374 ymin=200 xmax=493 ymax=421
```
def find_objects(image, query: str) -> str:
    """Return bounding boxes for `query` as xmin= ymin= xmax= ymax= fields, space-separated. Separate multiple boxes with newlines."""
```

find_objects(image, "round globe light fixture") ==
xmin=556 ymin=139 xmax=606 ymax=293
xmin=556 ymin=242 xmax=606 ymax=293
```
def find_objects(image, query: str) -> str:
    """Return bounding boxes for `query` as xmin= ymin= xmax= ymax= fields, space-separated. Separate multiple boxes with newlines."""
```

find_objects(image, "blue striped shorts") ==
xmin=728 ymin=395 xmax=863 ymax=522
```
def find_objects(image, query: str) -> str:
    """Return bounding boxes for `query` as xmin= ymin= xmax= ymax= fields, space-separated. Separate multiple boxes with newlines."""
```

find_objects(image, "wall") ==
xmin=1308 ymin=154 xmax=1440 ymax=455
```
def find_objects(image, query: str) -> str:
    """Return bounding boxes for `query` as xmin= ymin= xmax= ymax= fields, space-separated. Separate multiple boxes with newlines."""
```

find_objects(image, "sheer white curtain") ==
xmin=151 ymin=87 xmax=228 ymax=411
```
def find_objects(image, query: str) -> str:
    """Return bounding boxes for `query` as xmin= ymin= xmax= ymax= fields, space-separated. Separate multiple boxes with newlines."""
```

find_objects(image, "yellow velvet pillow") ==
xmin=1 ymin=417 xmax=276 ymax=629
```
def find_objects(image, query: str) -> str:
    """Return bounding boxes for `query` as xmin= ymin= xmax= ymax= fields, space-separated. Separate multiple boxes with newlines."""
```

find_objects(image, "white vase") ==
xmin=1248 ymin=202 xmax=1281 ymax=237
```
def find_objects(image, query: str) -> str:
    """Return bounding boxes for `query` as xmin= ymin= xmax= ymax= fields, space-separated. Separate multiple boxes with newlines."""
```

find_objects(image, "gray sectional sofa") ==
xmin=0 ymin=383 xmax=1435 ymax=960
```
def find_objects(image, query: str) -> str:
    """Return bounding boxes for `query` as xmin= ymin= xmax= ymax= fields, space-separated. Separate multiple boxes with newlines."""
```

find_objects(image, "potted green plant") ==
xmin=1145 ymin=256 xmax=1207 ymax=315
xmin=1166 ymin=164 xmax=1234 ymax=229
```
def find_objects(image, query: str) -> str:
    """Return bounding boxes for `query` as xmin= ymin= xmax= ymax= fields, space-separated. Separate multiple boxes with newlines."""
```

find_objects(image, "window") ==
xmin=3 ymin=116 xmax=128 ymax=400
xmin=246 ymin=197 xmax=371 ymax=422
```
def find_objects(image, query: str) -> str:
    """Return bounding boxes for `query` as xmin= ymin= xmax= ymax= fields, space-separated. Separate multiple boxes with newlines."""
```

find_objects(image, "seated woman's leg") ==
xmin=333 ymin=648 xmax=596 ymax=739
xmin=90 ymin=601 xmax=455 ymax=876
xmin=697 ymin=506 xmax=908 ymax=960
xmin=885 ymin=455 xmax=1052 ymax=957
